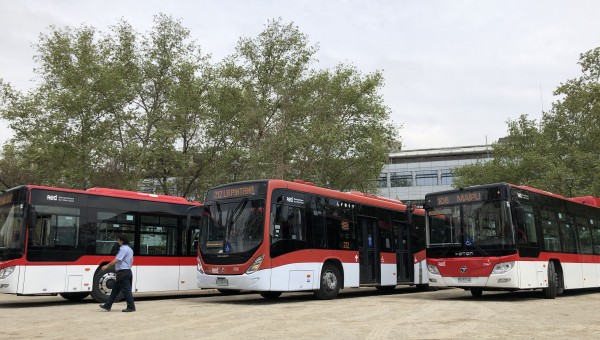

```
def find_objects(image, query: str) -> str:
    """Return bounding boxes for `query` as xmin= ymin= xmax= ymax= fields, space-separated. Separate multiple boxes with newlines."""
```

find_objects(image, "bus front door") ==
xmin=358 ymin=216 xmax=379 ymax=284
xmin=394 ymin=220 xmax=412 ymax=283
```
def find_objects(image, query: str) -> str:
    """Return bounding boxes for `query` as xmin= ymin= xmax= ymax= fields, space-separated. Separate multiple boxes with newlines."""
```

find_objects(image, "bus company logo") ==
xmin=460 ymin=266 xmax=467 ymax=273
xmin=46 ymin=194 xmax=75 ymax=203
xmin=454 ymin=251 xmax=474 ymax=256
xmin=285 ymin=196 xmax=304 ymax=205
xmin=438 ymin=261 xmax=446 ymax=267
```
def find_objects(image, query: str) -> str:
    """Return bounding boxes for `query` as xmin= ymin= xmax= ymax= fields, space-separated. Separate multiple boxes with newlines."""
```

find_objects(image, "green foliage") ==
xmin=0 ymin=16 xmax=398 ymax=197
xmin=454 ymin=47 xmax=600 ymax=197
xmin=215 ymin=19 xmax=397 ymax=192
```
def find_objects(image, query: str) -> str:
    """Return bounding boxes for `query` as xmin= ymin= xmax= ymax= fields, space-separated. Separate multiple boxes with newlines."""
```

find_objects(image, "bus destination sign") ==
xmin=428 ymin=190 xmax=488 ymax=207
xmin=208 ymin=184 xmax=260 ymax=201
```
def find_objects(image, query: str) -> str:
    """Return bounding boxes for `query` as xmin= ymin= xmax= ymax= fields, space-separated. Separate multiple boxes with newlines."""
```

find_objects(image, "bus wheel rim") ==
xmin=98 ymin=272 xmax=117 ymax=295
xmin=323 ymin=271 xmax=337 ymax=290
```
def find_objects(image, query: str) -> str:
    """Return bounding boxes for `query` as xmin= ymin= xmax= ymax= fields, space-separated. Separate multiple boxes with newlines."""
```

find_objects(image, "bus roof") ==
xmin=206 ymin=179 xmax=410 ymax=211
xmin=430 ymin=182 xmax=600 ymax=209
xmin=280 ymin=179 xmax=409 ymax=211
xmin=22 ymin=184 xmax=201 ymax=206
xmin=568 ymin=196 xmax=600 ymax=208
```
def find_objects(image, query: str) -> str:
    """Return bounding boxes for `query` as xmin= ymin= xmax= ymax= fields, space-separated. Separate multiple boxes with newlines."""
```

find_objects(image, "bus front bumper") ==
xmin=428 ymin=268 xmax=520 ymax=289
xmin=0 ymin=266 xmax=19 ymax=294
xmin=197 ymin=269 xmax=272 ymax=291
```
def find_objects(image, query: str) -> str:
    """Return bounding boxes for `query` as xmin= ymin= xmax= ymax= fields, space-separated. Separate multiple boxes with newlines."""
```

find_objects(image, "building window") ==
xmin=391 ymin=171 xmax=412 ymax=187
xmin=441 ymin=169 xmax=453 ymax=185
xmin=376 ymin=174 xmax=387 ymax=188
xmin=415 ymin=170 xmax=438 ymax=186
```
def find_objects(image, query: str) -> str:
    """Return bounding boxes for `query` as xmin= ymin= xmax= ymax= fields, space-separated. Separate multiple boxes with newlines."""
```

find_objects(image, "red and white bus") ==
xmin=0 ymin=185 xmax=201 ymax=302
xmin=424 ymin=182 xmax=600 ymax=299
xmin=195 ymin=179 xmax=427 ymax=299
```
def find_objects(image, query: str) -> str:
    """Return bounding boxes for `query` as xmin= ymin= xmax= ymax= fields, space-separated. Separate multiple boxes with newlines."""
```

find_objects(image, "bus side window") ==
xmin=592 ymin=221 xmax=600 ymax=255
xmin=517 ymin=205 xmax=537 ymax=244
xmin=542 ymin=221 xmax=560 ymax=252
xmin=578 ymin=224 xmax=593 ymax=255
xmin=559 ymin=222 xmax=577 ymax=253
xmin=307 ymin=199 xmax=326 ymax=249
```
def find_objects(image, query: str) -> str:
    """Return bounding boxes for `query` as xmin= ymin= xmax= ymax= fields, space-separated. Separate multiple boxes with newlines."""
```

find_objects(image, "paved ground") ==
xmin=1 ymin=286 xmax=599 ymax=339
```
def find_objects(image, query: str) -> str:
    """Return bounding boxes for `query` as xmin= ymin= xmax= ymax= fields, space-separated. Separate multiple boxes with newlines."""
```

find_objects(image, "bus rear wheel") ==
xmin=91 ymin=267 xmax=123 ymax=303
xmin=259 ymin=291 xmax=282 ymax=299
xmin=544 ymin=261 xmax=557 ymax=299
xmin=315 ymin=263 xmax=341 ymax=300
xmin=59 ymin=292 xmax=90 ymax=302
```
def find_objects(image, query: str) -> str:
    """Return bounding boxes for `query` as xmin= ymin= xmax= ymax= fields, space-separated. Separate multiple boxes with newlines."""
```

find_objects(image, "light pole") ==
xmin=566 ymin=177 xmax=574 ymax=197
xmin=231 ymin=160 xmax=240 ymax=182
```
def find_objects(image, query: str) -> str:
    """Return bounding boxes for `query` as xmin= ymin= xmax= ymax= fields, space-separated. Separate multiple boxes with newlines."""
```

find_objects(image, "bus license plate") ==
xmin=216 ymin=278 xmax=228 ymax=287
xmin=458 ymin=277 xmax=471 ymax=283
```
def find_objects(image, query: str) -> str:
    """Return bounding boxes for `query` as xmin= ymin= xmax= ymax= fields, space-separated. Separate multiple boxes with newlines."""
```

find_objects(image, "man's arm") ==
xmin=102 ymin=258 xmax=119 ymax=271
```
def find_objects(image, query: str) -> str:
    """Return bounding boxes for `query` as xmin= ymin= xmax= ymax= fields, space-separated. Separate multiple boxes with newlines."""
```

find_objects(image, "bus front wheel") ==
xmin=315 ymin=263 xmax=341 ymax=300
xmin=59 ymin=292 xmax=90 ymax=302
xmin=544 ymin=261 xmax=557 ymax=299
xmin=91 ymin=267 xmax=123 ymax=303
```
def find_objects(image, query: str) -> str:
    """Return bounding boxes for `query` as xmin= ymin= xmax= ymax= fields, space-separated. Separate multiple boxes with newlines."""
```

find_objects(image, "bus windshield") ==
xmin=0 ymin=203 xmax=25 ymax=261
xmin=200 ymin=198 xmax=265 ymax=255
xmin=428 ymin=200 xmax=514 ymax=251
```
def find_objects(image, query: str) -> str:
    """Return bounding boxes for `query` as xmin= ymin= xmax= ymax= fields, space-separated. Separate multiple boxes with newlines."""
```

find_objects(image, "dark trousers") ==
xmin=105 ymin=269 xmax=135 ymax=310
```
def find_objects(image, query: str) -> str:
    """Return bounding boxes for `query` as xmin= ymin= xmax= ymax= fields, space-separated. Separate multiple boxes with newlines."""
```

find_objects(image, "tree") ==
xmin=214 ymin=19 xmax=399 ymax=192
xmin=0 ymin=15 xmax=217 ymax=197
xmin=454 ymin=47 xmax=600 ymax=197
xmin=1 ymin=17 xmax=399 ymax=195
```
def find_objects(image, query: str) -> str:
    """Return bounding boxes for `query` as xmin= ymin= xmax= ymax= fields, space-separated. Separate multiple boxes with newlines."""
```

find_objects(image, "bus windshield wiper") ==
xmin=227 ymin=198 xmax=248 ymax=230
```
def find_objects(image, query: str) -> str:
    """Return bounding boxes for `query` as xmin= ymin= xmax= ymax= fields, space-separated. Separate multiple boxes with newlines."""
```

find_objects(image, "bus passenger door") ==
xmin=358 ymin=216 xmax=379 ymax=284
xmin=394 ymin=220 xmax=412 ymax=283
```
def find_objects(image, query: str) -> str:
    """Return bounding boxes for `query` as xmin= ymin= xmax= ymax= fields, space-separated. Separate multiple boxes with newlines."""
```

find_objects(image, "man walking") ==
xmin=99 ymin=235 xmax=136 ymax=312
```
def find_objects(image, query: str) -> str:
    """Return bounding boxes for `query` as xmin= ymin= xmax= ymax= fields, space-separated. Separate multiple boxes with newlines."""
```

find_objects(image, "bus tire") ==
xmin=59 ymin=292 xmax=90 ymax=302
xmin=555 ymin=263 xmax=564 ymax=295
xmin=218 ymin=289 xmax=241 ymax=295
xmin=315 ymin=262 xmax=341 ymax=300
xmin=91 ymin=267 xmax=123 ymax=303
xmin=470 ymin=288 xmax=483 ymax=298
xmin=544 ymin=261 xmax=557 ymax=299
xmin=259 ymin=291 xmax=282 ymax=299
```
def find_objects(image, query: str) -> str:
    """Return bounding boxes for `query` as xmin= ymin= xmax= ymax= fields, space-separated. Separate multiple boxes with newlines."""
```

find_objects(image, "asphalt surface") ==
xmin=1 ymin=286 xmax=599 ymax=339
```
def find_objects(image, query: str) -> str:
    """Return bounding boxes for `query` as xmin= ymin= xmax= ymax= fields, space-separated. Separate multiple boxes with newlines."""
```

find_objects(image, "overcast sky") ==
xmin=1 ymin=0 xmax=599 ymax=150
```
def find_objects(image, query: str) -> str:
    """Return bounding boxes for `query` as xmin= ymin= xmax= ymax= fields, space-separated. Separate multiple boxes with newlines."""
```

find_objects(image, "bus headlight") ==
xmin=197 ymin=258 xmax=205 ymax=274
xmin=492 ymin=261 xmax=515 ymax=274
xmin=245 ymin=254 xmax=264 ymax=275
xmin=0 ymin=266 xmax=15 ymax=279
xmin=427 ymin=264 xmax=440 ymax=275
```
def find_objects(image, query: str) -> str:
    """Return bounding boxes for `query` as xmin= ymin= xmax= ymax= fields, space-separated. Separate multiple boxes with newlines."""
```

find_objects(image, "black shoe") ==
xmin=122 ymin=308 xmax=136 ymax=312
xmin=99 ymin=304 xmax=111 ymax=311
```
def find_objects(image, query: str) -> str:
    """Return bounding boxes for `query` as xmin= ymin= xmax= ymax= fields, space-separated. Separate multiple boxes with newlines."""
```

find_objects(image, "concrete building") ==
xmin=376 ymin=145 xmax=493 ymax=206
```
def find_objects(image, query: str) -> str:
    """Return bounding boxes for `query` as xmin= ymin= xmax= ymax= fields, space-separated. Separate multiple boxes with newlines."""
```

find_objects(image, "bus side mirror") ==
xmin=514 ymin=207 xmax=525 ymax=226
xmin=28 ymin=205 xmax=37 ymax=229
xmin=186 ymin=206 xmax=201 ymax=230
